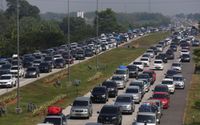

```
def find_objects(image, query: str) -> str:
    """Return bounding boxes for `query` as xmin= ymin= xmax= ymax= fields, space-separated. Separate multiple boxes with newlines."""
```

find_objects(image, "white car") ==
xmin=140 ymin=57 xmax=150 ymax=67
xmin=153 ymin=60 xmax=164 ymax=70
xmin=173 ymin=74 xmax=185 ymax=89
xmin=133 ymin=61 xmax=144 ymax=71
xmin=171 ymin=62 xmax=182 ymax=72
xmin=156 ymin=44 xmax=163 ymax=52
xmin=180 ymin=49 xmax=190 ymax=55
xmin=161 ymin=78 xmax=175 ymax=93
xmin=146 ymin=49 xmax=155 ymax=58
xmin=10 ymin=66 xmax=25 ymax=77
xmin=0 ymin=74 xmax=17 ymax=88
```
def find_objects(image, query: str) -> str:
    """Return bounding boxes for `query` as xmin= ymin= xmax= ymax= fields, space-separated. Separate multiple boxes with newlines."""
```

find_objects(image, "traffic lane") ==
xmin=160 ymin=60 xmax=194 ymax=125
xmin=0 ymin=36 xmax=144 ymax=96
xmin=67 ymin=52 xmax=175 ymax=125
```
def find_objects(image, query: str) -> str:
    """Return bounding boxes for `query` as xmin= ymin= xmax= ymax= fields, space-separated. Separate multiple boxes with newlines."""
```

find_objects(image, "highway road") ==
xmin=0 ymin=35 xmax=146 ymax=96
xmin=62 ymin=41 xmax=194 ymax=125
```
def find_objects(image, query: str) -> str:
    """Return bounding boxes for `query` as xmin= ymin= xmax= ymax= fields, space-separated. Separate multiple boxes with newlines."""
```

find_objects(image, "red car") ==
xmin=143 ymin=70 xmax=156 ymax=84
xmin=151 ymin=92 xmax=170 ymax=109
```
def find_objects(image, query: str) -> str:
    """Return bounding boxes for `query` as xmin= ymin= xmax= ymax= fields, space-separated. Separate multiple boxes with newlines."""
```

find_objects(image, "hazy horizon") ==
xmin=1 ymin=0 xmax=200 ymax=16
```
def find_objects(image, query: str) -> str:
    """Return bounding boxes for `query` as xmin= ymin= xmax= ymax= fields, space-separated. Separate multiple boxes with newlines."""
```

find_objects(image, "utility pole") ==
xmin=95 ymin=0 xmax=99 ymax=71
xmin=16 ymin=0 xmax=22 ymax=114
xmin=67 ymin=0 xmax=71 ymax=83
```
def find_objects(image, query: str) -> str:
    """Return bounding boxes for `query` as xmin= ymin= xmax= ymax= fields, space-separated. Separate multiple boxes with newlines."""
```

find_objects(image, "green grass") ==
xmin=0 ymin=32 xmax=169 ymax=125
xmin=184 ymin=74 xmax=200 ymax=125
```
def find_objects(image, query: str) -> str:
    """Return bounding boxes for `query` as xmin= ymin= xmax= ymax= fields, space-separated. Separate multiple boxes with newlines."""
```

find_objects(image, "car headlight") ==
xmin=102 ymin=94 xmax=106 ymax=97
xmin=126 ymin=105 xmax=131 ymax=108
xmin=112 ymin=116 xmax=117 ymax=120
xmin=82 ymin=109 xmax=88 ymax=112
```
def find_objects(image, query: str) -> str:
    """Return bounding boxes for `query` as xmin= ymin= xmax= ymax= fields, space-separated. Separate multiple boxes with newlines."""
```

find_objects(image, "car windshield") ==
xmin=153 ymin=94 xmax=168 ymax=99
xmin=11 ymin=67 xmax=18 ymax=70
xmin=154 ymin=86 xmax=168 ymax=92
xmin=182 ymin=54 xmax=190 ymax=58
xmin=73 ymin=100 xmax=88 ymax=106
xmin=173 ymin=77 xmax=183 ymax=81
xmin=136 ymin=115 xmax=155 ymax=123
xmin=93 ymin=87 xmax=105 ymax=93
xmin=0 ymin=76 xmax=11 ymax=80
xmin=55 ymin=59 xmax=64 ymax=63
xmin=1 ymin=65 xmax=11 ymax=69
xmin=162 ymin=80 xmax=173 ymax=85
xmin=133 ymin=62 xmax=142 ymax=65
xmin=141 ymin=58 xmax=148 ymax=61
xmin=27 ymin=68 xmax=36 ymax=71
xmin=116 ymin=96 xmax=131 ymax=102
xmin=100 ymin=107 xmax=118 ymax=114
xmin=44 ymin=117 xmax=61 ymax=125
xmin=102 ymin=82 xmax=116 ymax=87
xmin=138 ymin=74 xmax=149 ymax=79
xmin=172 ymin=63 xmax=180 ymax=67
xmin=34 ymin=61 xmax=41 ymax=64
xmin=167 ymin=70 xmax=176 ymax=75
xmin=127 ymin=66 xmax=137 ymax=71
xmin=154 ymin=61 xmax=162 ymax=64
xmin=44 ymin=57 xmax=52 ymax=61
xmin=112 ymin=76 xmax=123 ymax=80
xmin=126 ymin=88 xmax=138 ymax=93
xmin=115 ymin=69 xmax=126 ymax=74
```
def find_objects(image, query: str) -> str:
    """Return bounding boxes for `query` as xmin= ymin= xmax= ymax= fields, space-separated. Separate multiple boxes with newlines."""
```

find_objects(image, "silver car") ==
xmin=125 ymin=86 xmax=142 ymax=103
xmin=114 ymin=94 xmax=135 ymax=114
xmin=173 ymin=74 xmax=185 ymax=89
xmin=134 ymin=112 xmax=159 ymax=125
xmin=111 ymin=75 xmax=126 ymax=89
xmin=70 ymin=97 xmax=93 ymax=119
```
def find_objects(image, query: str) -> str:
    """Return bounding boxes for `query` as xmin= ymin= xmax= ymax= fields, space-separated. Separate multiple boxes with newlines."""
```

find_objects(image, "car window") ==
xmin=73 ymin=100 xmax=88 ymax=106
xmin=126 ymin=88 xmax=139 ymax=93
xmin=162 ymin=80 xmax=173 ymax=85
xmin=137 ymin=115 xmax=156 ymax=123
xmin=116 ymin=96 xmax=131 ymax=102
xmin=100 ymin=107 xmax=118 ymax=114
xmin=44 ymin=117 xmax=61 ymax=125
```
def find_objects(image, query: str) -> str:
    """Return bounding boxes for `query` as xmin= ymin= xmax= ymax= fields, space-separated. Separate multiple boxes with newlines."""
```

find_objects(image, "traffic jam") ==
xmin=37 ymin=26 xmax=200 ymax=125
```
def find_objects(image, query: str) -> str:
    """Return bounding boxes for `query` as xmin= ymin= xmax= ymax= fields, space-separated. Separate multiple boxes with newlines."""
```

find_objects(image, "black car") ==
xmin=165 ymin=49 xmax=175 ymax=60
xmin=90 ymin=86 xmax=108 ymax=103
xmin=165 ymin=69 xmax=179 ymax=79
xmin=76 ymin=49 xmax=85 ymax=60
xmin=54 ymin=58 xmax=66 ymax=68
xmin=25 ymin=67 xmax=40 ymax=78
xmin=180 ymin=54 xmax=191 ymax=62
xmin=169 ymin=45 xmax=177 ymax=52
xmin=44 ymin=56 xmax=53 ymax=67
xmin=0 ymin=64 xmax=12 ymax=76
xmin=102 ymin=80 xmax=118 ymax=97
xmin=97 ymin=105 xmax=122 ymax=125
xmin=39 ymin=62 xmax=52 ymax=73
xmin=127 ymin=65 xmax=139 ymax=78
xmin=85 ymin=49 xmax=94 ymax=57
xmin=153 ymin=84 xmax=169 ymax=94
xmin=155 ymin=53 xmax=168 ymax=63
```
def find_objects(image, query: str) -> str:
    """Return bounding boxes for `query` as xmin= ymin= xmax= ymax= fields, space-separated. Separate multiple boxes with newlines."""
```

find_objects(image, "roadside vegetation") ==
xmin=0 ymin=32 xmax=169 ymax=125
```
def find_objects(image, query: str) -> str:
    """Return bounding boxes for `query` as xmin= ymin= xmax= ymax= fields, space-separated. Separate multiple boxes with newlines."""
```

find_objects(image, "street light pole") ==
xmin=16 ymin=0 xmax=21 ymax=114
xmin=96 ymin=0 xmax=99 ymax=70
xmin=67 ymin=0 xmax=71 ymax=83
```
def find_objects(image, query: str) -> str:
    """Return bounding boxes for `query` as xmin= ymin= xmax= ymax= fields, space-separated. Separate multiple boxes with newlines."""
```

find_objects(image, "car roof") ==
xmin=1 ymin=74 xmax=12 ymax=77
xmin=102 ymin=105 xmax=119 ymax=108
xmin=117 ymin=94 xmax=133 ymax=98
xmin=173 ymin=74 xmax=183 ymax=77
xmin=162 ymin=78 xmax=173 ymax=81
xmin=127 ymin=86 xmax=140 ymax=89
xmin=153 ymin=92 xmax=169 ymax=95
xmin=75 ymin=97 xmax=90 ymax=101
xmin=137 ymin=112 xmax=156 ymax=116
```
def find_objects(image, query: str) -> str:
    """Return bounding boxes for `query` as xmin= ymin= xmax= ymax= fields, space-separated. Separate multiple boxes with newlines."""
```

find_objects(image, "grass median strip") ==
xmin=0 ymin=32 xmax=169 ymax=125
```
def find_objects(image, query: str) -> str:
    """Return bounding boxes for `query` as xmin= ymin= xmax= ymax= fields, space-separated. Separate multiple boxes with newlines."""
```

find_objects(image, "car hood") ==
xmin=135 ymin=122 xmax=156 ymax=125
xmin=114 ymin=102 xmax=131 ymax=106
xmin=71 ymin=106 xmax=88 ymax=110
xmin=0 ymin=80 xmax=11 ymax=82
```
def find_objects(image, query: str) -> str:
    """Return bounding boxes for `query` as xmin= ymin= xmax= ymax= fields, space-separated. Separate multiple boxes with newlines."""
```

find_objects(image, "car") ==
xmin=180 ymin=54 xmax=191 ymax=62
xmin=114 ymin=94 xmax=135 ymax=114
xmin=153 ymin=60 xmax=164 ymax=70
xmin=97 ymin=105 xmax=122 ymax=125
xmin=54 ymin=58 xmax=66 ymax=68
xmin=115 ymin=65 xmax=129 ymax=81
xmin=141 ymin=79 xmax=151 ymax=92
xmin=0 ymin=64 xmax=12 ymax=76
xmin=180 ymin=49 xmax=190 ymax=56
xmin=192 ymin=39 xmax=200 ymax=46
xmin=151 ymin=92 xmax=170 ymax=109
xmin=143 ymin=70 xmax=156 ymax=84
xmin=133 ymin=61 xmax=144 ymax=71
xmin=146 ymin=49 xmax=155 ymax=58
xmin=171 ymin=62 xmax=182 ymax=72
xmin=85 ymin=49 xmax=94 ymax=57
xmin=90 ymin=86 xmax=108 ymax=103
xmin=111 ymin=75 xmax=126 ymax=89
xmin=39 ymin=62 xmax=52 ymax=73
xmin=161 ymin=78 xmax=175 ymax=94
xmin=156 ymin=44 xmax=163 ymax=52
xmin=42 ymin=106 xmax=67 ymax=125
xmin=155 ymin=53 xmax=168 ymax=63
xmin=129 ymin=80 xmax=145 ymax=96
xmin=70 ymin=97 xmax=93 ymax=119
xmin=25 ymin=67 xmax=40 ymax=78
xmin=127 ymin=65 xmax=139 ymax=78
xmin=76 ymin=49 xmax=86 ymax=60
xmin=10 ymin=65 xmax=24 ymax=77
xmin=102 ymin=80 xmax=118 ymax=97
xmin=153 ymin=84 xmax=169 ymax=94
xmin=44 ymin=56 xmax=54 ymax=67
xmin=137 ymin=73 xmax=152 ymax=86
xmin=134 ymin=112 xmax=159 ymax=125
xmin=125 ymin=86 xmax=142 ymax=103
xmin=165 ymin=49 xmax=175 ymax=60
xmin=62 ymin=54 xmax=74 ymax=64
xmin=147 ymin=100 xmax=163 ymax=119
xmin=0 ymin=74 xmax=17 ymax=88
xmin=165 ymin=69 xmax=179 ymax=79
xmin=173 ymin=74 xmax=185 ymax=89
xmin=140 ymin=57 xmax=150 ymax=67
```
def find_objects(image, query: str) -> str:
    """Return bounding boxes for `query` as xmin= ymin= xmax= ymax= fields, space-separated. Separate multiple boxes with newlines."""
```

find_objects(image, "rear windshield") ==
xmin=137 ymin=115 xmax=155 ymax=123
xmin=116 ymin=96 xmax=131 ymax=102
xmin=126 ymin=88 xmax=139 ymax=93
xmin=100 ymin=107 xmax=118 ymax=114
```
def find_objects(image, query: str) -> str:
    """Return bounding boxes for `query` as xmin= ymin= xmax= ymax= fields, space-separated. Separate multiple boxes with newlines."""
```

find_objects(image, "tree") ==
xmin=5 ymin=0 xmax=40 ymax=19
xmin=94 ymin=8 xmax=120 ymax=34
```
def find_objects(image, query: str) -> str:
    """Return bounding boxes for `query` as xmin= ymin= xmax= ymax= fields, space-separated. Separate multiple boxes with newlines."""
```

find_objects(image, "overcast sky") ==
xmin=1 ymin=0 xmax=200 ymax=15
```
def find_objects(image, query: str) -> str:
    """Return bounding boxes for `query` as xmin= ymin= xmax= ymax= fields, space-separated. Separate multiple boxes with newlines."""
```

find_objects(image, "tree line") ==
xmin=0 ymin=0 xmax=170 ymax=57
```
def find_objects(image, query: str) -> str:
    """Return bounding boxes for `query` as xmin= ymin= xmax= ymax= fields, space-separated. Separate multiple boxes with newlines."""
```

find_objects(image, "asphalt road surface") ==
xmin=63 ymin=44 xmax=194 ymax=125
